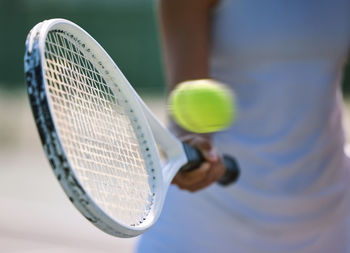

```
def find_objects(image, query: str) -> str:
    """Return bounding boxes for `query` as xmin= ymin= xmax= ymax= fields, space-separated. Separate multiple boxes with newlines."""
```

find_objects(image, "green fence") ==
xmin=1 ymin=0 xmax=349 ymax=95
xmin=0 ymin=0 xmax=165 ymax=94
xmin=344 ymin=62 xmax=350 ymax=95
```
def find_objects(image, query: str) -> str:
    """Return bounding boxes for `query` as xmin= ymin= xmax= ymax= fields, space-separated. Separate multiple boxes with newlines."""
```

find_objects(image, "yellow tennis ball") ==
xmin=168 ymin=79 xmax=236 ymax=133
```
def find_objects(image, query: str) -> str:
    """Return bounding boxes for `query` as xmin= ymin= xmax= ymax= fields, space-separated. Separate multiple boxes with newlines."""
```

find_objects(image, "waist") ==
xmin=211 ymin=131 xmax=350 ymax=234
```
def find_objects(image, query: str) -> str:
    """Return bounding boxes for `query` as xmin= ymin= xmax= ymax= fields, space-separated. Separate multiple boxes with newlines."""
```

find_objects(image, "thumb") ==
xmin=180 ymin=134 xmax=219 ymax=163
xmin=201 ymin=147 xmax=219 ymax=163
xmin=195 ymin=138 xmax=218 ymax=163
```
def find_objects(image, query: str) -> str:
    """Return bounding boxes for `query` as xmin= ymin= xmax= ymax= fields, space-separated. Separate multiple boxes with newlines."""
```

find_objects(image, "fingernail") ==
xmin=208 ymin=150 xmax=218 ymax=161
xmin=203 ymin=163 xmax=211 ymax=171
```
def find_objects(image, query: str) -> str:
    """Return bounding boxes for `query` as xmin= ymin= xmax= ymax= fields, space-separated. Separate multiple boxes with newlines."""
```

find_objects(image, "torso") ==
xmin=137 ymin=1 xmax=350 ymax=252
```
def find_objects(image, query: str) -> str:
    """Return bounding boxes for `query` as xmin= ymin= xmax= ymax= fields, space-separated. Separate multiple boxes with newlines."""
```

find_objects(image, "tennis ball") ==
xmin=168 ymin=79 xmax=236 ymax=133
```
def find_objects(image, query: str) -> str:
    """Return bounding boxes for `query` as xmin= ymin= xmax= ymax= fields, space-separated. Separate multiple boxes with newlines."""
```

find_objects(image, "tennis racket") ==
xmin=24 ymin=19 xmax=240 ymax=238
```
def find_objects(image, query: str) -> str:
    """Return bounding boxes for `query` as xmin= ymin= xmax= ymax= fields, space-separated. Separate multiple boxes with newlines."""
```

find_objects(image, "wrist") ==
xmin=167 ymin=116 xmax=213 ymax=140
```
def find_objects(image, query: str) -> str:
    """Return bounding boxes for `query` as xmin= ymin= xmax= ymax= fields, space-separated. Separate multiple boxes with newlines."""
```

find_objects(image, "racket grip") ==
xmin=181 ymin=143 xmax=240 ymax=186
xmin=219 ymin=155 xmax=240 ymax=186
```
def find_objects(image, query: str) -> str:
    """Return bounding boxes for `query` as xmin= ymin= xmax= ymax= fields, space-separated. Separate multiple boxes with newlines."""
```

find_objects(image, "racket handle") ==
xmin=181 ymin=143 xmax=240 ymax=186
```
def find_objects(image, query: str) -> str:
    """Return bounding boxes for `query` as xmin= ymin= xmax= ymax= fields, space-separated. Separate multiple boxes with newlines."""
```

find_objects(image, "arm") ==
xmin=158 ymin=0 xmax=224 ymax=192
xmin=158 ymin=0 xmax=217 ymax=87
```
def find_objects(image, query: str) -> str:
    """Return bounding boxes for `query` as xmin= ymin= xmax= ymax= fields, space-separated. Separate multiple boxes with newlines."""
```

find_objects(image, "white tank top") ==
xmin=137 ymin=0 xmax=350 ymax=252
xmin=211 ymin=0 xmax=350 ymax=227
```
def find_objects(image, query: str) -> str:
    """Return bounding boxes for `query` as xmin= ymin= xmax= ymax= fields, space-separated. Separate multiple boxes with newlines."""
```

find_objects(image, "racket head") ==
xmin=24 ymin=19 xmax=169 ymax=237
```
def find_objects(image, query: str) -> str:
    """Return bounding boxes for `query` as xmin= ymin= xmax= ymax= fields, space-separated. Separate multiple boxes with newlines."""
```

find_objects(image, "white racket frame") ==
xmin=25 ymin=18 xmax=188 ymax=237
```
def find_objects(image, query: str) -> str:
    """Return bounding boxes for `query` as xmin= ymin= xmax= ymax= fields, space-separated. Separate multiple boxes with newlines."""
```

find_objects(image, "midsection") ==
xmin=209 ymin=0 xmax=350 ymax=194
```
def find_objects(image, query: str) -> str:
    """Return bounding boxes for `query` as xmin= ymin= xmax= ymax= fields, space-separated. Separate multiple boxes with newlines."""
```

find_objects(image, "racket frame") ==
xmin=25 ymin=19 xmax=188 ymax=237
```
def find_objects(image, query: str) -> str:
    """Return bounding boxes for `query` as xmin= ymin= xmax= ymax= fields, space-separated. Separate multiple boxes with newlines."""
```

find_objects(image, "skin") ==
xmin=158 ymin=0 xmax=226 ymax=192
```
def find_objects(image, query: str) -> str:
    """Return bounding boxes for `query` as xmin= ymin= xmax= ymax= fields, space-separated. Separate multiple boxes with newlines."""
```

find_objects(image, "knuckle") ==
xmin=188 ymin=188 xmax=198 ymax=193
xmin=177 ymin=184 xmax=186 ymax=190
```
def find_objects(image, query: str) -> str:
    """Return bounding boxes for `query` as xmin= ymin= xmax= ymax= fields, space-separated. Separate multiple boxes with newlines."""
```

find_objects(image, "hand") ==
xmin=172 ymin=134 xmax=226 ymax=192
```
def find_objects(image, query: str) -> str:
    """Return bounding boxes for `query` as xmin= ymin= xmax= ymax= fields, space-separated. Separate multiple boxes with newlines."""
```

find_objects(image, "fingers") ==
xmin=172 ymin=134 xmax=226 ymax=192
xmin=180 ymin=134 xmax=219 ymax=162
xmin=195 ymin=159 xmax=225 ymax=190
xmin=172 ymin=162 xmax=211 ymax=187
xmin=172 ymin=159 xmax=225 ymax=192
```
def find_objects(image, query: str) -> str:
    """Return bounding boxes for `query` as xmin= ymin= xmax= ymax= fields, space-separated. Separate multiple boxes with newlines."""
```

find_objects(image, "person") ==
xmin=136 ymin=0 xmax=350 ymax=252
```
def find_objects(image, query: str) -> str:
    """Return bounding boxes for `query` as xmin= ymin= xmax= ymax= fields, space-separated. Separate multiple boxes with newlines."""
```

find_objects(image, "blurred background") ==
xmin=0 ymin=0 xmax=165 ymax=252
xmin=0 ymin=0 xmax=349 ymax=252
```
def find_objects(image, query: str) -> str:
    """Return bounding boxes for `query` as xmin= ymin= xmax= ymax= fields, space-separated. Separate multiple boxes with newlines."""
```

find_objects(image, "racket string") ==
xmin=44 ymin=31 xmax=155 ymax=226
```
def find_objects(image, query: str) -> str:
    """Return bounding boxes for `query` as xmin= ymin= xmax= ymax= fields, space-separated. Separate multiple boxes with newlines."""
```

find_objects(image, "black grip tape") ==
xmin=180 ymin=143 xmax=204 ymax=172
xmin=180 ymin=143 xmax=240 ymax=186
xmin=218 ymin=155 xmax=240 ymax=186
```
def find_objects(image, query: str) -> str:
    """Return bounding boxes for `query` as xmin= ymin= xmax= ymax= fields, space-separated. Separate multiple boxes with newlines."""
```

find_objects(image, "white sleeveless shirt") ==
xmin=137 ymin=0 xmax=350 ymax=252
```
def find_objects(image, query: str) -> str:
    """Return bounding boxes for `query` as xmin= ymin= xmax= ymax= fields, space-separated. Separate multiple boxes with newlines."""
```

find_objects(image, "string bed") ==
xmin=43 ymin=31 xmax=154 ymax=226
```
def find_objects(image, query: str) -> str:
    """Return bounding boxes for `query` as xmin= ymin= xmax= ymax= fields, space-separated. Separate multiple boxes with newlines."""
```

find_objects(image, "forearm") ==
xmin=157 ymin=0 xmax=217 ymax=89
xmin=158 ymin=0 xmax=217 ymax=138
